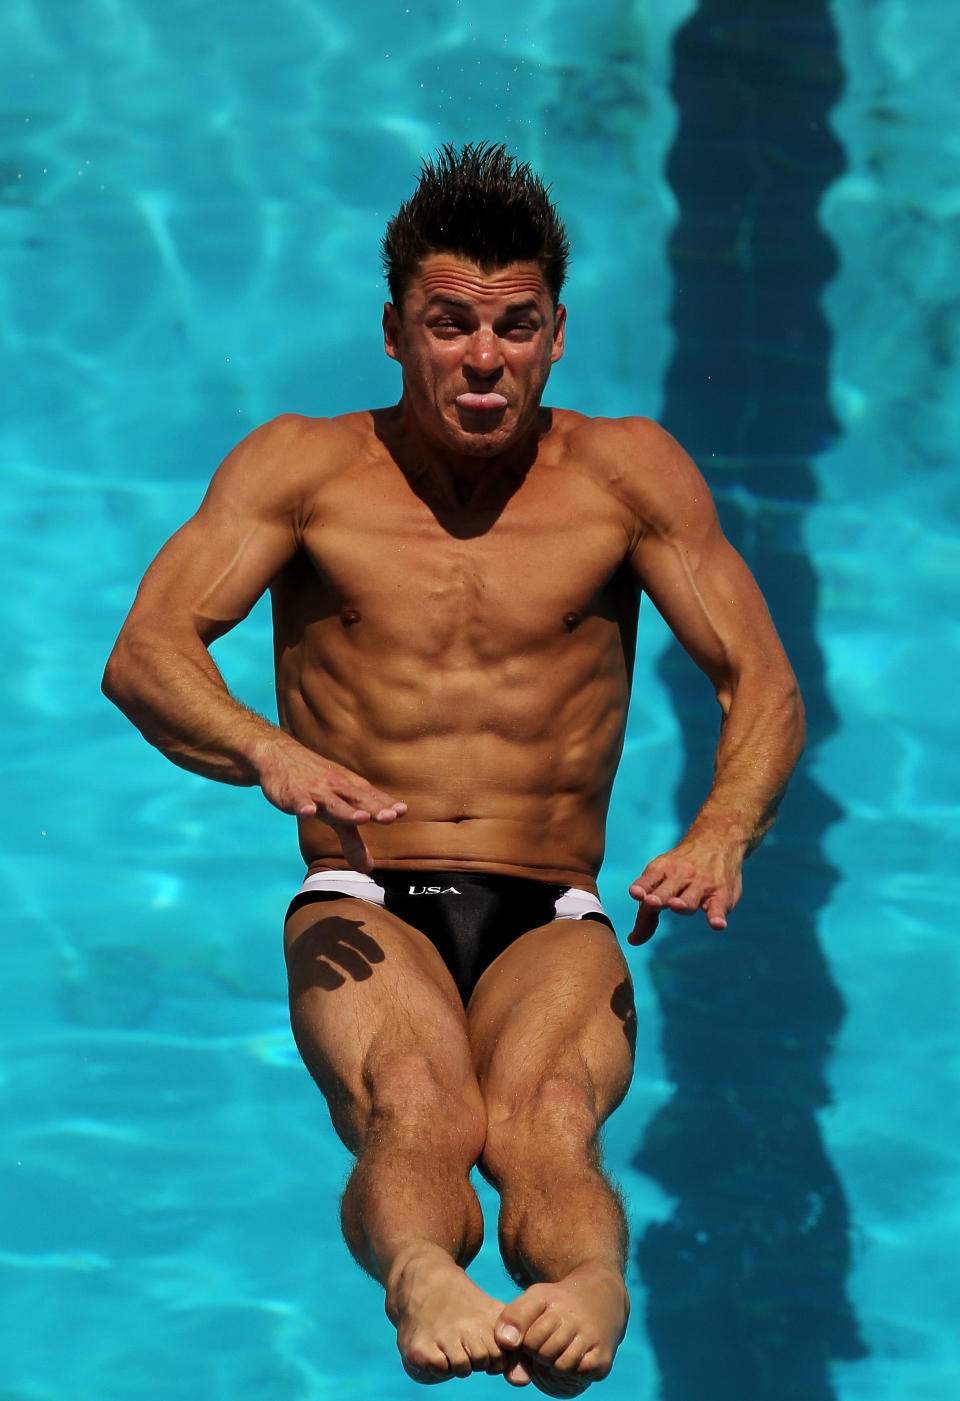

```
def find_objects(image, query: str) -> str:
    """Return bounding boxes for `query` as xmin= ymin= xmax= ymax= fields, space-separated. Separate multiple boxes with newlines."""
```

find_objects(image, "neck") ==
xmin=384 ymin=402 xmax=547 ymax=509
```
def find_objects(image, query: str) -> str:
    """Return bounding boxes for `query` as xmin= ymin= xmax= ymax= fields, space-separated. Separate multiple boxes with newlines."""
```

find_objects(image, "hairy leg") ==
xmin=468 ymin=918 xmax=637 ymax=1394
xmin=285 ymin=897 xmax=508 ymax=1382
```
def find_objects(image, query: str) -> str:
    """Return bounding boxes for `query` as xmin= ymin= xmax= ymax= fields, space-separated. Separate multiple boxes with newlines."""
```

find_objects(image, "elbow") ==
xmin=768 ymin=666 xmax=805 ymax=763
xmin=717 ymin=664 xmax=806 ymax=756
xmin=101 ymin=645 xmax=124 ymax=708
xmin=101 ymin=635 xmax=141 ymax=718
xmin=789 ymin=678 xmax=806 ymax=761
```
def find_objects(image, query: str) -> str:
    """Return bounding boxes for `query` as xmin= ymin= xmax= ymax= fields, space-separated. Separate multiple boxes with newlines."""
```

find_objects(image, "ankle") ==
xmin=385 ymin=1241 xmax=454 ymax=1322
xmin=565 ymin=1261 xmax=631 ymax=1320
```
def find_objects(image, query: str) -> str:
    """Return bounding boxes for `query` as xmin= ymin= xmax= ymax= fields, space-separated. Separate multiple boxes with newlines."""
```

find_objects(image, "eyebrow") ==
xmin=425 ymin=295 xmax=542 ymax=314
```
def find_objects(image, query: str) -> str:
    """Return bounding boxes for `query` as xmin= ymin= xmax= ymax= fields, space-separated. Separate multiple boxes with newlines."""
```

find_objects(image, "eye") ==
xmin=503 ymin=322 xmax=537 ymax=340
xmin=429 ymin=316 xmax=465 ymax=337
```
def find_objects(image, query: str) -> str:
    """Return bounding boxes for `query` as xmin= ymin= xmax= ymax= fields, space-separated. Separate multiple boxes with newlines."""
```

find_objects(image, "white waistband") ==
xmin=292 ymin=870 xmax=607 ymax=922
xmin=553 ymin=887 xmax=608 ymax=922
xmin=296 ymin=870 xmax=386 ymax=904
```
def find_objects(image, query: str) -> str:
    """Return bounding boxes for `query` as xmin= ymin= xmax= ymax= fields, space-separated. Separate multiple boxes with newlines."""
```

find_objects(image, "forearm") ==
xmin=102 ymin=625 xmax=286 ymax=786
xmin=688 ymin=669 xmax=805 ymax=856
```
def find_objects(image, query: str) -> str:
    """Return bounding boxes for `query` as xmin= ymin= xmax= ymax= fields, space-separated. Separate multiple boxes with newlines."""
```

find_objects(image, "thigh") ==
xmin=466 ymin=918 xmax=637 ymax=1126
xmin=284 ymin=896 xmax=483 ymax=1153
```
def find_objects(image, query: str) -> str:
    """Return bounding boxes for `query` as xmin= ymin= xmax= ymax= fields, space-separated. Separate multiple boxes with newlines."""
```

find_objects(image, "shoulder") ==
xmin=557 ymin=411 xmax=696 ymax=478
xmin=548 ymin=411 xmax=717 ymax=539
xmin=200 ymin=411 xmax=376 ymax=516
xmin=210 ymin=412 xmax=369 ymax=483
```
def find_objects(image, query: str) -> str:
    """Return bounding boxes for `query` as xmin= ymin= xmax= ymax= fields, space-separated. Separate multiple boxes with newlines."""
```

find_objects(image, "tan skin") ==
xmin=103 ymin=253 xmax=804 ymax=1392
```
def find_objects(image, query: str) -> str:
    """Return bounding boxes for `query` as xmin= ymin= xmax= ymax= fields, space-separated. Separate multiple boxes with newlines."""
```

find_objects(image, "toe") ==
xmin=496 ymin=1283 xmax=552 ymax=1350
xmin=464 ymin=1330 xmax=503 ymax=1376
xmin=402 ymin=1336 xmax=459 ymax=1384
xmin=524 ymin=1314 xmax=574 ymax=1363
xmin=402 ymin=1355 xmax=451 ymax=1385
xmin=496 ymin=1320 xmax=525 ymax=1350
xmin=504 ymin=1355 xmax=534 ymax=1387
xmin=528 ymin=1361 xmax=591 ymax=1398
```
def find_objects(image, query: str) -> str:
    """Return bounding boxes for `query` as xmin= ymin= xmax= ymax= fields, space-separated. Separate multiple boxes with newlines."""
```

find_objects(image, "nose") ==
xmin=462 ymin=327 xmax=503 ymax=377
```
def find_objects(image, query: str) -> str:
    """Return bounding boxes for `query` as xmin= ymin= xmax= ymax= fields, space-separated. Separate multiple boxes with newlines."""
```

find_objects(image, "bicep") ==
xmin=126 ymin=508 xmax=294 ymax=645
xmin=630 ymin=494 xmax=790 ymax=709
xmin=617 ymin=422 xmax=790 ymax=702
xmin=121 ymin=420 xmax=305 ymax=646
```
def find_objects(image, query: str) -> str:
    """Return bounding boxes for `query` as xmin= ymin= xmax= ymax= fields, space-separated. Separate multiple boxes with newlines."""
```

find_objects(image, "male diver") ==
xmin=103 ymin=143 xmax=803 ymax=1394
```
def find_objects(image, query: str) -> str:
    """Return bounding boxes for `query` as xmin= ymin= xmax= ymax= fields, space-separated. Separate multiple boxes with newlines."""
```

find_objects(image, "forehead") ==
xmin=406 ymin=254 xmax=551 ymax=309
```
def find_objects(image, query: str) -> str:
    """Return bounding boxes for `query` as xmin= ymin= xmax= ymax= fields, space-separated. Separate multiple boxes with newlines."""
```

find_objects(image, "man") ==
xmin=103 ymin=143 xmax=803 ymax=1395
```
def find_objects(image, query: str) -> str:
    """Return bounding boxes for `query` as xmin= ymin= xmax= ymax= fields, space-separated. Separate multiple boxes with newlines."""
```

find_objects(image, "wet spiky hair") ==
xmin=381 ymin=142 xmax=570 ymax=309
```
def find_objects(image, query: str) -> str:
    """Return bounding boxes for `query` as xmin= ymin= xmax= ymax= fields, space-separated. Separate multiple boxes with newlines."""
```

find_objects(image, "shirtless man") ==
xmin=102 ymin=144 xmax=804 ymax=1394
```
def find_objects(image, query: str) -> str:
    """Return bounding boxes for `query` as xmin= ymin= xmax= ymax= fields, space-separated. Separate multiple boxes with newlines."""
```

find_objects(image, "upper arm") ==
xmin=118 ymin=414 xmax=319 ymax=647
xmin=620 ymin=421 xmax=793 ymax=707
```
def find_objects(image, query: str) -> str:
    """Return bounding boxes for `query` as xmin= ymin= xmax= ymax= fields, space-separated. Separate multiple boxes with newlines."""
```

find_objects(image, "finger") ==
xmin=703 ymin=893 xmax=729 ymax=930
xmin=665 ymin=881 xmax=706 ymax=913
xmin=331 ymin=821 xmax=374 ymax=875
xmin=327 ymin=772 xmax=407 ymax=822
xmin=645 ymin=869 xmax=695 ymax=905
xmin=628 ymin=903 xmax=660 ymax=946
xmin=666 ymin=873 xmax=722 ymax=915
xmin=628 ymin=882 xmax=663 ymax=909
xmin=304 ymin=790 xmax=405 ymax=825
xmin=311 ymin=792 xmax=372 ymax=823
xmin=629 ymin=869 xmax=665 ymax=898
xmin=340 ymin=788 xmax=407 ymax=822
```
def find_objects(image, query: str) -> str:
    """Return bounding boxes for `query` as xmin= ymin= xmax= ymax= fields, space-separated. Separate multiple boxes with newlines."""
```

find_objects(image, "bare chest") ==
xmin=294 ymin=470 xmax=631 ymax=662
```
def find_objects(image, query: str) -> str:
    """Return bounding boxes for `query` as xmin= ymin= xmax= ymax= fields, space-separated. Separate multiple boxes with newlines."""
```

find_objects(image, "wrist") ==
xmin=686 ymin=807 xmax=754 ymax=856
xmin=238 ymin=715 xmax=292 ymax=783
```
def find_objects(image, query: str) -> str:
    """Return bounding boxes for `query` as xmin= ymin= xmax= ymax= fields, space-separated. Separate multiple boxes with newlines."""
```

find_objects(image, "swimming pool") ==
xmin=2 ymin=1 xmax=958 ymax=1397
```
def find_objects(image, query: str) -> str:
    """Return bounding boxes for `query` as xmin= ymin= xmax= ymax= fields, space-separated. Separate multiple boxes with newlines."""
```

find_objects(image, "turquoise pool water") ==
xmin=2 ymin=2 xmax=958 ymax=1398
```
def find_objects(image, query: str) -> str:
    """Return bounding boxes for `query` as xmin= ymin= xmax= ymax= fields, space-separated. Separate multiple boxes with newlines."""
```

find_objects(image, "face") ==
xmin=382 ymin=254 xmax=566 ymax=459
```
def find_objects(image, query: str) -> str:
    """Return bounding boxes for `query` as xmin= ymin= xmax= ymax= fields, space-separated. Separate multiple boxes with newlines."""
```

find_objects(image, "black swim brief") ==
xmin=286 ymin=869 xmax=615 ymax=1004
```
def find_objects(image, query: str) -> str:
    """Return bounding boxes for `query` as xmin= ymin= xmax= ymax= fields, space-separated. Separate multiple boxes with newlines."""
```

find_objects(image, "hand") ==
xmin=627 ymin=835 xmax=743 ymax=945
xmin=255 ymin=737 xmax=406 ymax=873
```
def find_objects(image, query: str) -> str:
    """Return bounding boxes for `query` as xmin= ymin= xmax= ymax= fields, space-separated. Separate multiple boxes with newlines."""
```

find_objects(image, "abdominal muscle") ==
xmin=286 ymin=651 xmax=629 ymax=891
xmin=298 ymin=776 xmax=613 ymax=891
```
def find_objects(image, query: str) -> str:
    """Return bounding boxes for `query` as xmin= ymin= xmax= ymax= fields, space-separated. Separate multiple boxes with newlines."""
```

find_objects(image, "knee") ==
xmin=480 ymin=1075 xmax=599 ymax=1184
xmin=362 ymin=1052 xmax=487 ymax=1163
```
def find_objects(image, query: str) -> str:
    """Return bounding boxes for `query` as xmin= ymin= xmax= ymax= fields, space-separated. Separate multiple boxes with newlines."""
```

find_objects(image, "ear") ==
xmin=383 ymin=302 xmax=402 ymax=363
xmin=550 ymin=303 xmax=567 ymax=364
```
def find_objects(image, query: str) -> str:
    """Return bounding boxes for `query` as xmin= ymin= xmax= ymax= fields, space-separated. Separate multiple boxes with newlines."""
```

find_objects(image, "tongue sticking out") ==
xmin=456 ymin=392 xmax=509 ymax=412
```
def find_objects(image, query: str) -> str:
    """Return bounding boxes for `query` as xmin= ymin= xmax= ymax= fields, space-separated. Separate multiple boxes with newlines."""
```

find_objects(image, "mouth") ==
xmin=455 ymin=392 xmax=509 ymax=413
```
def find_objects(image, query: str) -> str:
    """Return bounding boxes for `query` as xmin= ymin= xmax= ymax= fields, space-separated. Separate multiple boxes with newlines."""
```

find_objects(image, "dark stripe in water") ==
xmin=633 ymin=3 xmax=868 ymax=1396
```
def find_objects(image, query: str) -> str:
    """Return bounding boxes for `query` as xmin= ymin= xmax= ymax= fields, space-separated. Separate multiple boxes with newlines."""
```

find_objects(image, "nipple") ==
xmin=563 ymin=611 xmax=581 ymax=631
xmin=340 ymin=607 xmax=361 ymax=626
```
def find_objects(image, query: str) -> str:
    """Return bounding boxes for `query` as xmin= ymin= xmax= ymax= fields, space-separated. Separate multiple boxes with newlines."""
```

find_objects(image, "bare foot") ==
xmin=386 ymin=1243 xmax=510 ymax=1383
xmin=494 ymin=1264 xmax=629 ymax=1395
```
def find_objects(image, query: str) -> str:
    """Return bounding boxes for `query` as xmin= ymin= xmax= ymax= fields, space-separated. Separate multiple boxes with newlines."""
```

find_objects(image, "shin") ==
xmin=339 ymin=1052 xmax=487 ymax=1284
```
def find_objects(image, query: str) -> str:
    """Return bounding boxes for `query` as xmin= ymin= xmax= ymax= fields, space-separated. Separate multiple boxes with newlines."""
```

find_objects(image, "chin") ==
xmin=448 ymin=413 xmax=516 ymax=450
xmin=452 ymin=429 xmax=512 ymax=457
